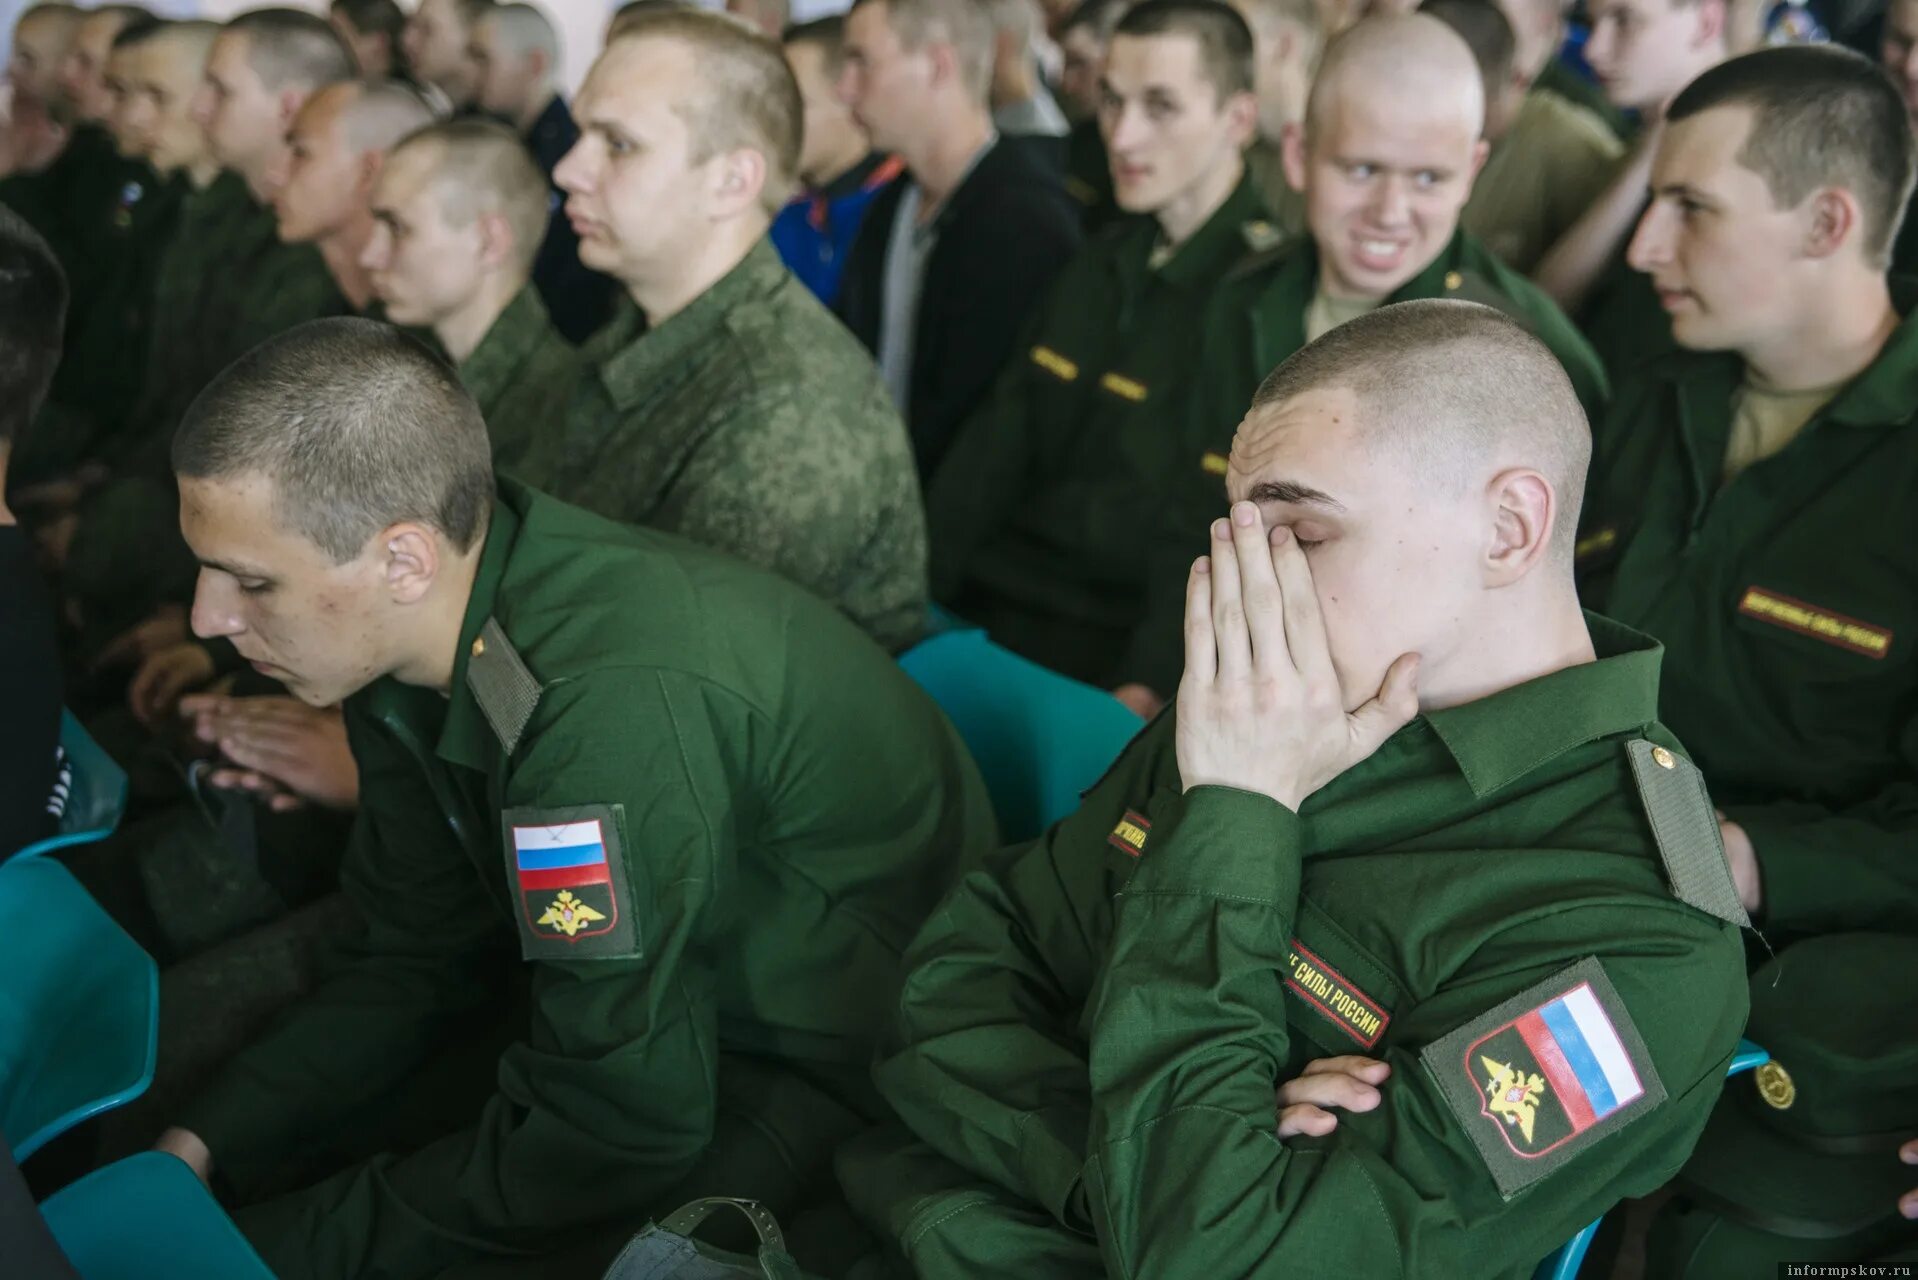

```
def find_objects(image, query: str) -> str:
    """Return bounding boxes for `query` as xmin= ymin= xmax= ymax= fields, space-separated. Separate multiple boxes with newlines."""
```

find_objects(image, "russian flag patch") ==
xmin=1423 ymin=957 xmax=1666 ymax=1198
xmin=500 ymin=804 xmax=641 ymax=961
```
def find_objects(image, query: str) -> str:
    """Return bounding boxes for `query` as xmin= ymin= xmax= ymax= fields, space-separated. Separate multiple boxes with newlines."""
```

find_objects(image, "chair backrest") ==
xmin=1530 ymin=1039 xmax=1770 ymax=1280
xmin=11 ymin=711 xmax=130 ymax=862
xmin=39 ymin=1150 xmax=278 ymax=1280
xmin=0 ymin=858 xmax=158 ymax=1161
xmin=899 ymin=627 xmax=1144 ymax=843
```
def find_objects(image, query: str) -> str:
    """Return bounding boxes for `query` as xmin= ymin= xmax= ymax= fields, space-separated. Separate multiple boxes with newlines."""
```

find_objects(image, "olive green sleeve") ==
xmin=870 ymin=722 xmax=1167 ymax=1232
xmin=179 ymin=702 xmax=506 ymax=1190
xmin=231 ymin=668 xmax=739 ymax=1280
xmin=1084 ymin=787 xmax=1747 ymax=1278
xmin=1725 ymin=732 xmax=1918 ymax=934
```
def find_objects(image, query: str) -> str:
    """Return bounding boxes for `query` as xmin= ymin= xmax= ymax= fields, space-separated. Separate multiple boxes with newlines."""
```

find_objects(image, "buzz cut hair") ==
xmin=480 ymin=2 xmax=560 ymax=66
xmin=609 ymin=8 xmax=803 ymax=218
xmin=1668 ymin=44 xmax=1917 ymax=268
xmin=1060 ymin=0 xmax=1131 ymax=42
xmin=173 ymin=318 xmax=494 ymax=562
xmin=1421 ymin=0 xmax=1515 ymax=127
xmin=338 ymin=77 xmax=445 ymax=153
xmin=226 ymin=8 xmax=357 ymax=92
xmin=0 ymin=203 xmax=69 ymax=444
xmin=849 ymin=0 xmax=994 ymax=105
xmin=330 ymin=0 xmax=407 ymax=47
xmin=1305 ymin=13 xmax=1485 ymax=141
xmin=1250 ymin=299 xmax=1591 ymax=565
xmin=1233 ymin=0 xmax=1323 ymax=59
xmin=108 ymin=10 xmax=162 ymax=49
xmin=608 ymin=0 xmax=693 ymax=40
xmin=389 ymin=119 xmax=550 ymax=274
xmin=16 ymin=3 xmax=84 ymax=37
xmin=783 ymin=13 xmax=847 ymax=71
xmin=1113 ymin=0 xmax=1256 ymax=100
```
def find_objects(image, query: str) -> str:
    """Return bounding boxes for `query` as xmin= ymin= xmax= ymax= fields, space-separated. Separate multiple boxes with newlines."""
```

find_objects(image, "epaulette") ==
xmin=466 ymin=617 xmax=543 ymax=756
xmin=1625 ymin=739 xmax=1750 ymax=927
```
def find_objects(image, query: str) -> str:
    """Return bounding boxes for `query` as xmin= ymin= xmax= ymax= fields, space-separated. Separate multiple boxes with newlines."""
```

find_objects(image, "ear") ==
xmin=1802 ymin=187 xmax=1860 ymax=261
xmin=381 ymin=522 xmax=441 ymax=605
xmin=1280 ymin=119 xmax=1308 ymax=193
xmin=927 ymin=38 xmax=960 ymax=92
xmin=1694 ymin=0 xmax=1728 ymax=48
xmin=475 ymin=208 xmax=516 ymax=270
xmin=1467 ymin=136 xmax=1491 ymax=184
xmin=277 ymin=87 xmax=304 ymax=130
xmin=709 ymin=146 xmax=771 ymax=220
xmin=359 ymin=147 xmax=387 ymax=193
xmin=527 ymin=48 xmax=550 ymax=79
xmin=1482 ymin=468 xmax=1556 ymax=587
xmin=1224 ymin=89 xmax=1259 ymax=148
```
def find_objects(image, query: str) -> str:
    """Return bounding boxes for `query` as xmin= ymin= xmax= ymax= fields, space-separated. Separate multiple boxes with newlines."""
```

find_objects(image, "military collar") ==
xmin=1151 ymin=169 xmax=1270 ymax=291
xmin=587 ymin=238 xmax=786 ymax=412
xmin=457 ymin=285 xmax=553 ymax=414
xmin=1424 ymin=613 xmax=1664 ymax=798
xmin=1815 ymin=292 xmax=1918 ymax=429
xmin=438 ymin=484 xmax=529 ymax=771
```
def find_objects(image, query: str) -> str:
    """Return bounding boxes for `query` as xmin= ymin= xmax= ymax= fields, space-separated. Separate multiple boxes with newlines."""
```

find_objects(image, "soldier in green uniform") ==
xmin=839 ymin=299 xmax=1750 ymax=1278
xmin=1646 ymin=934 xmax=1918 ymax=1273
xmin=1116 ymin=12 xmax=1606 ymax=705
xmin=1234 ymin=0 xmax=1320 ymax=241
xmin=1530 ymin=0 xmax=1728 ymax=384
xmin=150 ymin=317 xmax=996 ymax=1280
xmin=363 ymin=118 xmax=579 ymax=484
xmin=551 ymin=9 xmax=928 ymax=652
xmin=926 ymin=0 xmax=1269 ymax=687
xmin=1573 ymin=46 xmax=1918 ymax=1271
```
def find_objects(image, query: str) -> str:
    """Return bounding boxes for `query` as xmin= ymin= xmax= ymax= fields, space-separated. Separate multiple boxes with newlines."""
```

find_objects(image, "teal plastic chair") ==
xmin=0 ymin=857 xmax=157 ymax=1160
xmin=39 ymin=1151 xmax=276 ymax=1280
xmin=13 ymin=711 xmax=130 ymax=862
xmin=1530 ymin=1038 xmax=1770 ymax=1280
xmin=899 ymin=624 xmax=1145 ymax=842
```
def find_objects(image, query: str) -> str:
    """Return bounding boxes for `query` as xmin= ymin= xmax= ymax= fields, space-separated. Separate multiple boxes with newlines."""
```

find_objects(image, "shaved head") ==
xmin=337 ymin=77 xmax=441 ymax=151
xmin=387 ymin=119 xmax=549 ymax=271
xmin=1305 ymin=12 xmax=1484 ymax=139
xmin=1246 ymin=299 xmax=1589 ymax=562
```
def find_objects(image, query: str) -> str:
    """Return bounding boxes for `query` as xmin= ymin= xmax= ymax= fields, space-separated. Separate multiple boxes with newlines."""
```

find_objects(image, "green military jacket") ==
xmin=846 ymin=616 xmax=1748 ymax=1278
xmin=552 ymin=238 xmax=928 ymax=652
xmin=177 ymin=480 xmax=996 ymax=1279
xmin=925 ymin=172 xmax=1275 ymax=686
xmin=455 ymin=283 xmax=581 ymax=487
xmin=1120 ymin=230 xmax=1610 ymax=693
xmin=118 ymin=190 xmax=345 ymax=477
xmin=1578 ymin=304 xmax=1918 ymax=940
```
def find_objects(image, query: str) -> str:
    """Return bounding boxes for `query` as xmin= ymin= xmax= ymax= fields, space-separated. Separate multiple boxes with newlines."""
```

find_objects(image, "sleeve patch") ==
xmin=1421 ymin=957 xmax=1666 ymax=1199
xmin=502 ymin=803 xmax=642 ymax=962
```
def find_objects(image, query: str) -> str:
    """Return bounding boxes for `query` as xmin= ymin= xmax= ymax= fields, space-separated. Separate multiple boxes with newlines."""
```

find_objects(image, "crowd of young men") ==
xmin=1 ymin=0 xmax=1914 ymax=1275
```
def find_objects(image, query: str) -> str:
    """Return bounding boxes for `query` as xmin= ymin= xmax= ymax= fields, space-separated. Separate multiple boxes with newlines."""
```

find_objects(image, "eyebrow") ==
xmin=1248 ymin=479 xmax=1346 ymax=511
xmin=1653 ymin=181 xmax=1719 ymax=207
xmin=197 ymin=556 xmax=268 ymax=580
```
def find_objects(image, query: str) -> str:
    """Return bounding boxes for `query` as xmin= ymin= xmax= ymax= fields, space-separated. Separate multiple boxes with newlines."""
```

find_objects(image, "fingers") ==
xmin=1348 ymin=652 xmax=1422 ymax=760
xmin=1277 ymin=1071 xmax=1385 ymax=1115
xmin=1229 ymin=502 xmax=1291 ymax=671
xmin=1276 ymin=1104 xmax=1341 ymax=1140
xmin=1903 ymin=1138 xmax=1918 ymax=1165
xmin=1269 ymin=524 xmax=1330 ymax=686
xmin=1208 ymin=517 xmax=1251 ymax=680
xmin=1183 ymin=554 xmax=1217 ymax=685
xmin=94 ymin=625 xmax=146 ymax=672
xmin=1298 ymin=1056 xmax=1393 ymax=1085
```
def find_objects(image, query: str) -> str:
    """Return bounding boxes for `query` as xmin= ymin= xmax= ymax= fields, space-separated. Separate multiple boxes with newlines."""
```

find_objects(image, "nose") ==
xmin=1370 ymin=173 xmax=1412 ymax=226
xmin=360 ymin=221 xmax=392 ymax=271
xmin=190 ymin=573 xmax=245 ymax=641
xmin=552 ymin=137 xmax=590 ymax=195
xmin=190 ymin=85 xmax=214 ymax=127
xmin=1105 ymin=101 xmax=1145 ymax=154
xmin=1625 ymin=200 xmax=1674 ymax=274
xmin=1584 ymin=20 xmax=1615 ymax=72
xmin=262 ymin=147 xmax=291 ymax=195
xmin=834 ymin=63 xmax=859 ymax=107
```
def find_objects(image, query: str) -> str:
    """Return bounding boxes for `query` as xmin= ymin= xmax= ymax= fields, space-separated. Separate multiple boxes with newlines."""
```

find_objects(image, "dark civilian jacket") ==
xmin=525 ymin=95 xmax=619 ymax=344
xmin=834 ymin=136 xmax=1082 ymax=480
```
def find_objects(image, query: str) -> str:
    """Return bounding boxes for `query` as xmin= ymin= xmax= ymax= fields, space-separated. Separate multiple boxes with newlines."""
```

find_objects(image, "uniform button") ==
xmin=1444 ymin=271 xmax=1463 ymax=290
xmin=472 ymin=637 xmax=486 ymax=658
xmin=1651 ymin=746 xmax=1676 ymax=770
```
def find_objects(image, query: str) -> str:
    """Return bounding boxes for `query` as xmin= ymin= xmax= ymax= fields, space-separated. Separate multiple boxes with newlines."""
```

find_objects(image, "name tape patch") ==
xmin=502 ymin=804 xmax=641 ymax=962
xmin=1107 ymin=809 xmax=1151 ymax=857
xmin=1737 ymin=587 xmax=1892 ymax=659
xmin=1574 ymin=527 xmax=1617 ymax=562
xmin=1422 ymin=957 xmax=1665 ymax=1198
xmin=1285 ymin=939 xmax=1391 ymax=1048
xmin=1201 ymin=451 xmax=1230 ymax=477
xmin=1099 ymin=372 xmax=1148 ymax=402
xmin=1031 ymin=345 xmax=1079 ymax=382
